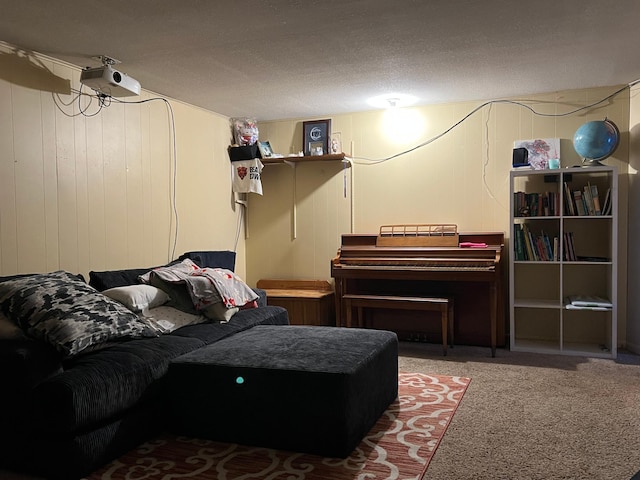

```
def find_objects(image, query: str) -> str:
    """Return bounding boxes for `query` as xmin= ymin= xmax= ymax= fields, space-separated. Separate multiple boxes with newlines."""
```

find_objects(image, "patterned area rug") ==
xmin=86 ymin=372 xmax=470 ymax=480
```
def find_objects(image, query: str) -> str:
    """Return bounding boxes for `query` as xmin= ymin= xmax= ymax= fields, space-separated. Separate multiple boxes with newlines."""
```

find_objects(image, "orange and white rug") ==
xmin=87 ymin=372 xmax=470 ymax=480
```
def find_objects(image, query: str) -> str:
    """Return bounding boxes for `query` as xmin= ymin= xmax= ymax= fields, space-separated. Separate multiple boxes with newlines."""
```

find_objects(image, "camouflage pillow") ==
xmin=0 ymin=271 xmax=158 ymax=357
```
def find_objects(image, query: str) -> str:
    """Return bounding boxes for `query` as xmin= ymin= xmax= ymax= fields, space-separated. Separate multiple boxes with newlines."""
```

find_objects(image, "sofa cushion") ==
xmin=89 ymin=267 xmax=155 ymax=291
xmin=0 ymin=310 xmax=27 ymax=339
xmin=102 ymin=285 xmax=170 ymax=313
xmin=30 ymin=305 xmax=288 ymax=434
xmin=33 ymin=334 xmax=205 ymax=434
xmin=201 ymin=302 xmax=239 ymax=322
xmin=22 ymin=402 xmax=162 ymax=480
xmin=171 ymin=305 xmax=289 ymax=344
xmin=0 ymin=338 xmax=62 ymax=391
xmin=0 ymin=338 xmax=65 ymax=476
xmin=88 ymin=251 xmax=236 ymax=292
xmin=0 ymin=271 xmax=158 ymax=357
xmin=178 ymin=250 xmax=236 ymax=271
xmin=144 ymin=306 xmax=209 ymax=333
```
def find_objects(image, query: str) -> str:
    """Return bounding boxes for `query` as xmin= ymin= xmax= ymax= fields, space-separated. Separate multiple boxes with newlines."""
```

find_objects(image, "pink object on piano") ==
xmin=459 ymin=242 xmax=488 ymax=248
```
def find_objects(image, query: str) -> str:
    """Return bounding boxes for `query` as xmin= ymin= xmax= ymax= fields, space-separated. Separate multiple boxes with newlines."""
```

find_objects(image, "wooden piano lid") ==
xmin=376 ymin=224 xmax=459 ymax=247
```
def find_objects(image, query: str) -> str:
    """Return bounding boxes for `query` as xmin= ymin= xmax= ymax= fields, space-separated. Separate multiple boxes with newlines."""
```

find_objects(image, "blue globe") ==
xmin=573 ymin=119 xmax=619 ymax=162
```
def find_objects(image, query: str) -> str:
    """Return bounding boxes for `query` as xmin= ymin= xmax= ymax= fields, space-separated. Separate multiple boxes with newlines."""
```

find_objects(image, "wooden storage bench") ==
xmin=256 ymin=279 xmax=335 ymax=326
xmin=343 ymin=294 xmax=454 ymax=355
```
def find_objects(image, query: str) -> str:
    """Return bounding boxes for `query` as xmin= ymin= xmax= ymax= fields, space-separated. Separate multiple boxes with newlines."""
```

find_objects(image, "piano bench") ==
xmin=342 ymin=294 xmax=454 ymax=355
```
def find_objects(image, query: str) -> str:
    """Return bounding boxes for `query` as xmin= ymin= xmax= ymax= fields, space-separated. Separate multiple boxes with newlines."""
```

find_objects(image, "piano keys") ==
xmin=331 ymin=231 xmax=505 ymax=356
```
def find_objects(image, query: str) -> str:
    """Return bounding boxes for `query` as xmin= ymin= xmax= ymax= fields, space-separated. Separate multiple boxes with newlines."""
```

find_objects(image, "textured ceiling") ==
xmin=1 ymin=0 xmax=639 ymax=121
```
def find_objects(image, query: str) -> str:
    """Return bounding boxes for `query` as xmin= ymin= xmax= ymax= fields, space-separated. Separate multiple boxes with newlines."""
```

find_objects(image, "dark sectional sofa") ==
xmin=0 ymin=251 xmax=289 ymax=480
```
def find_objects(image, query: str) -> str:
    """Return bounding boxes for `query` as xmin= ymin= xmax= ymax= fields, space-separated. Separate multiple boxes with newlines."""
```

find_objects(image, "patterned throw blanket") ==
xmin=139 ymin=259 xmax=258 ymax=310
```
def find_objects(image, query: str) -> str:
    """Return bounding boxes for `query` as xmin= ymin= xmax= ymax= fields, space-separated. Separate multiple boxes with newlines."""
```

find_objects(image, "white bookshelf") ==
xmin=509 ymin=166 xmax=617 ymax=358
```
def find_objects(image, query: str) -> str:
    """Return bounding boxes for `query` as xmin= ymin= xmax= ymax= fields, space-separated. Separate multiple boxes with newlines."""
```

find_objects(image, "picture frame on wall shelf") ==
xmin=303 ymin=119 xmax=331 ymax=156
xmin=258 ymin=141 xmax=274 ymax=158
xmin=330 ymin=132 xmax=342 ymax=154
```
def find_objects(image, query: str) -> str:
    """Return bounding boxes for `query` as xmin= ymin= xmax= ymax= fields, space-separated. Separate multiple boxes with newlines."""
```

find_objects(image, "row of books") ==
xmin=513 ymin=191 xmax=560 ymax=217
xmin=513 ymin=224 xmax=581 ymax=262
xmin=513 ymin=184 xmax=612 ymax=217
xmin=513 ymin=224 xmax=558 ymax=261
xmin=563 ymin=182 xmax=612 ymax=216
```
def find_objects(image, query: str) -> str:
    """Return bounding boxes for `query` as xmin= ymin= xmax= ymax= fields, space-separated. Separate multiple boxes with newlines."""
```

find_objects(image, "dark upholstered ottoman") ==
xmin=165 ymin=325 xmax=398 ymax=458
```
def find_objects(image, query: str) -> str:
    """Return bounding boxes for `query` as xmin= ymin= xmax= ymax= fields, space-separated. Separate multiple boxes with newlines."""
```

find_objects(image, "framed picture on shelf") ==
xmin=258 ymin=141 xmax=274 ymax=158
xmin=513 ymin=138 xmax=560 ymax=170
xmin=330 ymin=132 xmax=342 ymax=154
xmin=303 ymin=119 xmax=331 ymax=156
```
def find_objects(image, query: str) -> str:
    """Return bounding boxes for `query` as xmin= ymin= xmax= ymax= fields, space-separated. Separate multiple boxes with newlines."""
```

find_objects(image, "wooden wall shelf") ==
xmin=261 ymin=152 xmax=350 ymax=166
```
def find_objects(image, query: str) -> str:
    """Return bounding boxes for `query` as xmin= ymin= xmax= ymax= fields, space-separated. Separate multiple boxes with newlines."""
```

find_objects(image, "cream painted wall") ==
xmin=0 ymin=42 xmax=245 ymax=280
xmin=627 ymin=83 xmax=640 ymax=353
xmin=0 ymin=41 xmax=633 ymax=347
xmin=249 ymin=86 xmax=630 ymax=346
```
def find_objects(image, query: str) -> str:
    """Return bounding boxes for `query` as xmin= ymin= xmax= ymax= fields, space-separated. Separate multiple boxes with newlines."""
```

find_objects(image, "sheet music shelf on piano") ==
xmin=376 ymin=224 xmax=459 ymax=247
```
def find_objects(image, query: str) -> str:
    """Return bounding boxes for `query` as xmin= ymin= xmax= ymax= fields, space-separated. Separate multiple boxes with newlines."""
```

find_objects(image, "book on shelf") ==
xmin=514 ymin=224 xmax=557 ymax=261
xmin=565 ymin=295 xmax=613 ymax=309
xmin=535 ymin=235 xmax=547 ymax=261
xmin=541 ymin=230 xmax=553 ymax=261
xmin=589 ymin=183 xmax=601 ymax=215
xmin=563 ymin=231 xmax=577 ymax=261
xmin=513 ymin=191 xmax=558 ymax=217
xmin=576 ymin=255 xmax=610 ymax=262
xmin=582 ymin=185 xmax=595 ymax=216
xmin=542 ymin=193 xmax=550 ymax=216
xmin=565 ymin=304 xmax=611 ymax=311
xmin=513 ymin=225 xmax=525 ymax=261
xmin=601 ymin=188 xmax=612 ymax=216
xmin=522 ymin=224 xmax=537 ymax=261
xmin=568 ymin=232 xmax=577 ymax=261
xmin=573 ymin=190 xmax=586 ymax=216
xmin=562 ymin=181 xmax=607 ymax=217
xmin=563 ymin=182 xmax=576 ymax=216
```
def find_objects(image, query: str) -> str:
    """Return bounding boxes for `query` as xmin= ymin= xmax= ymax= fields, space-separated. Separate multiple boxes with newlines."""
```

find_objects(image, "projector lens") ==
xmin=112 ymin=71 xmax=122 ymax=83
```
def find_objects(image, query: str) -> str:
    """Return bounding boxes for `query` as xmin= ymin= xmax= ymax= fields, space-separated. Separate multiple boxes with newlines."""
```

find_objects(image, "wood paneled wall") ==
xmin=249 ymin=87 xmax=630 ymax=344
xmin=0 ymin=41 xmax=634 ymax=347
xmin=0 ymin=43 xmax=245 ymax=279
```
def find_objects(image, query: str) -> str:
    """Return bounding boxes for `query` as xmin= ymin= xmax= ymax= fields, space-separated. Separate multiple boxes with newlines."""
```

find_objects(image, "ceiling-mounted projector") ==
xmin=80 ymin=64 xmax=141 ymax=97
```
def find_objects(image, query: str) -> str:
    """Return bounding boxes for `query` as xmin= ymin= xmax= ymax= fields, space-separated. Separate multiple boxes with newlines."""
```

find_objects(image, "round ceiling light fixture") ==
xmin=367 ymin=93 xmax=418 ymax=109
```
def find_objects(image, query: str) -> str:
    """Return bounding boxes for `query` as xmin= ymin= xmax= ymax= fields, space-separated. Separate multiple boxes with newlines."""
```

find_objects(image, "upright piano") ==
xmin=331 ymin=227 xmax=505 ymax=356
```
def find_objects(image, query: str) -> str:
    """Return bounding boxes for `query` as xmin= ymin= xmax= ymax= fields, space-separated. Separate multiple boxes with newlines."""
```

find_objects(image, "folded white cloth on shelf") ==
xmin=231 ymin=159 xmax=263 ymax=195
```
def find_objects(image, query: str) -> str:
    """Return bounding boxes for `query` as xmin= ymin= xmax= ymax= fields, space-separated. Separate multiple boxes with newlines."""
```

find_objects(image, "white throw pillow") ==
xmin=143 ymin=305 xmax=208 ymax=333
xmin=202 ymin=302 xmax=239 ymax=323
xmin=103 ymin=284 xmax=170 ymax=313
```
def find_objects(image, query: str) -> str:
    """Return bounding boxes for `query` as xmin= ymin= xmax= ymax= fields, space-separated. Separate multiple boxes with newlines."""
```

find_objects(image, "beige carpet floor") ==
xmin=3 ymin=342 xmax=640 ymax=480
xmin=398 ymin=342 xmax=640 ymax=480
